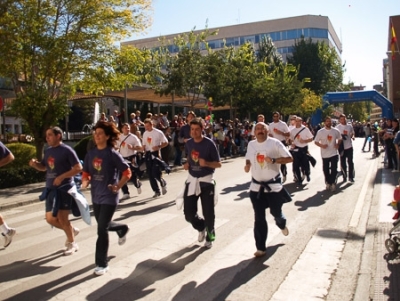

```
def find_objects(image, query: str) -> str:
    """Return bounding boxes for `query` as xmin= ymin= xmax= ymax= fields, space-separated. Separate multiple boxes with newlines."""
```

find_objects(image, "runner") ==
xmin=29 ymin=127 xmax=82 ymax=255
xmin=181 ymin=118 xmax=221 ymax=249
xmin=81 ymin=121 xmax=131 ymax=276
xmin=0 ymin=142 xmax=15 ymax=247
xmin=245 ymin=122 xmax=293 ymax=257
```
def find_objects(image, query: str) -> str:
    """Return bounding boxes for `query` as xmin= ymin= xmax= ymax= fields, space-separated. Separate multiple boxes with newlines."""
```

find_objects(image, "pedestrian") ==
xmin=142 ymin=118 xmax=169 ymax=197
xmin=289 ymin=116 xmax=314 ymax=184
xmin=244 ymin=122 xmax=293 ymax=257
xmin=336 ymin=114 xmax=355 ymax=182
xmin=182 ymin=118 xmax=221 ymax=249
xmin=118 ymin=123 xmax=143 ymax=201
xmin=362 ymin=122 xmax=372 ymax=152
xmin=314 ymin=116 xmax=342 ymax=191
xmin=269 ymin=111 xmax=291 ymax=183
xmin=81 ymin=121 xmax=131 ymax=276
xmin=29 ymin=126 xmax=83 ymax=255
xmin=0 ymin=142 xmax=16 ymax=247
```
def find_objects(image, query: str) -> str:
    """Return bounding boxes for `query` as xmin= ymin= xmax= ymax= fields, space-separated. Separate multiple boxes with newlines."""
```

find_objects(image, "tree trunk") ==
xmin=34 ymin=139 xmax=45 ymax=161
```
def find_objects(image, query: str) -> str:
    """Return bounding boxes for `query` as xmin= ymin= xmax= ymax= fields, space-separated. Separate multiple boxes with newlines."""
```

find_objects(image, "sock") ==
xmin=1 ymin=222 xmax=10 ymax=235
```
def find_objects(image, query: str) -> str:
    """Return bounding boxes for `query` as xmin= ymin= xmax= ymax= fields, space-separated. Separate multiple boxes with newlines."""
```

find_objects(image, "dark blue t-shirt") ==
xmin=83 ymin=147 xmax=129 ymax=205
xmin=179 ymin=124 xmax=191 ymax=140
xmin=185 ymin=137 xmax=220 ymax=178
xmin=41 ymin=143 xmax=80 ymax=188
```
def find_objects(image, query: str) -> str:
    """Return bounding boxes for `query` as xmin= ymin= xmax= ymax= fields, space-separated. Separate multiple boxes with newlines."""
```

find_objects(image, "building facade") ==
xmin=122 ymin=14 xmax=342 ymax=62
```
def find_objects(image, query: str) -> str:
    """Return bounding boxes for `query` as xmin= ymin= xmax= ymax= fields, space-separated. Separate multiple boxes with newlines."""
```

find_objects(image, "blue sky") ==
xmin=125 ymin=0 xmax=399 ymax=90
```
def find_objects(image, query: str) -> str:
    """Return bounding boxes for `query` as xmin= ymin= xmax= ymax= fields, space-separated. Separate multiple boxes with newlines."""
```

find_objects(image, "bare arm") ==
xmin=0 ymin=153 xmax=14 ymax=168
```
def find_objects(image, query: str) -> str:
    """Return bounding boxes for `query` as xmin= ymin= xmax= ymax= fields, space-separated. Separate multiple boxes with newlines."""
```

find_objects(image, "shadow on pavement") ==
xmin=113 ymin=200 xmax=176 ymax=221
xmin=170 ymin=244 xmax=283 ymax=301
xmin=87 ymin=245 xmax=205 ymax=301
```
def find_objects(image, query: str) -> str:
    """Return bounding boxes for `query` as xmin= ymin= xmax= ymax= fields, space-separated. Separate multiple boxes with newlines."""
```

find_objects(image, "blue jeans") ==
xmin=249 ymin=190 xmax=286 ymax=252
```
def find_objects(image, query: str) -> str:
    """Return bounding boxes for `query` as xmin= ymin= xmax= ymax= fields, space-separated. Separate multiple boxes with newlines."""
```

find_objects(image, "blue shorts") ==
xmin=45 ymin=190 xmax=74 ymax=212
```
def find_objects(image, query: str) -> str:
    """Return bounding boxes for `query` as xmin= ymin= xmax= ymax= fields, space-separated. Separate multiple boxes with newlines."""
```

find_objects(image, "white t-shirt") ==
xmin=336 ymin=123 xmax=354 ymax=150
xmin=245 ymin=138 xmax=292 ymax=192
xmin=142 ymin=128 xmax=168 ymax=152
xmin=314 ymin=127 xmax=342 ymax=158
xmin=290 ymin=126 xmax=314 ymax=148
xmin=118 ymin=133 xmax=141 ymax=158
xmin=269 ymin=120 xmax=290 ymax=142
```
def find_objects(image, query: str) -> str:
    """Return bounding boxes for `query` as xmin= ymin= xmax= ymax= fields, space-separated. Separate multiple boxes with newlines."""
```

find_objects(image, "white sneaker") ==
xmin=65 ymin=227 xmax=80 ymax=247
xmin=64 ymin=242 xmax=79 ymax=256
xmin=205 ymin=241 xmax=212 ymax=249
xmin=3 ymin=228 xmax=16 ymax=248
xmin=94 ymin=266 xmax=109 ymax=276
xmin=282 ymin=176 xmax=287 ymax=184
xmin=198 ymin=229 xmax=206 ymax=242
xmin=120 ymin=193 xmax=130 ymax=201
xmin=330 ymin=184 xmax=336 ymax=192
xmin=281 ymin=227 xmax=289 ymax=236
xmin=326 ymin=183 xmax=331 ymax=190
xmin=118 ymin=227 xmax=130 ymax=246
xmin=137 ymin=181 xmax=142 ymax=194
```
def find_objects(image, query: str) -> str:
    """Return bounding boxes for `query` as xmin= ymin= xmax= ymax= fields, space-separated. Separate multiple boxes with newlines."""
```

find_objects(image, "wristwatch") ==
xmin=271 ymin=158 xmax=276 ymax=164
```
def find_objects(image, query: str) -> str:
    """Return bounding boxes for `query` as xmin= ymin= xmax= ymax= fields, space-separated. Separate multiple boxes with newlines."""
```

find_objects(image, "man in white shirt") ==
xmin=289 ymin=117 xmax=314 ymax=184
xmin=244 ymin=122 xmax=293 ymax=258
xmin=336 ymin=114 xmax=355 ymax=182
xmin=142 ymin=118 xmax=169 ymax=198
xmin=269 ymin=112 xmax=290 ymax=183
xmin=314 ymin=116 xmax=342 ymax=191
xmin=118 ymin=123 xmax=143 ymax=200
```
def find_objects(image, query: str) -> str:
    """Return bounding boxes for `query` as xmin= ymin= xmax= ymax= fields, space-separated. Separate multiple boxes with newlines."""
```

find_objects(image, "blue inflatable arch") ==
xmin=311 ymin=90 xmax=394 ymax=126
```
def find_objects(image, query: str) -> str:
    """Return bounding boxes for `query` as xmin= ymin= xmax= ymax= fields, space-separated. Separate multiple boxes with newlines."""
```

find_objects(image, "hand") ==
xmin=107 ymin=184 xmax=119 ymax=194
xmin=152 ymin=145 xmax=160 ymax=151
xmin=81 ymin=179 xmax=90 ymax=189
xmin=53 ymin=176 xmax=62 ymax=186
xmin=29 ymin=158 xmax=38 ymax=167
xmin=244 ymin=164 xmax=250 ymax=173
xmin=183 ymin=162 xmax=189 ymax=170
xmin=198 ymin=158 xmax=207 ymax=167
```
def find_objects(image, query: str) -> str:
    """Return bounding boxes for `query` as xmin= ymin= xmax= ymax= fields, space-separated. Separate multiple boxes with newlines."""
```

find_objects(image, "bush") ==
xmin=0 ymin=166 xmax=46 ymax=188
xmin=6 ymin=143 xmax=37 ymax=169
xmin=0 ymin=143 xmax=45 ymax=188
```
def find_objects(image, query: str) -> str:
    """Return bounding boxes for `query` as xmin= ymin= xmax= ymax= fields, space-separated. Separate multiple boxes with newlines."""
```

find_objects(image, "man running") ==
xmin=268 ymin=111 xmax=290 ymax=183
xmin=29 ymin=127 xmax=82 ymax=255
xmin=336 ymin=114 xmax=355 ymax=182
xmin=182 ymin=118 xmax=221 ymax=249
xmin=118 ymin=123 xmax=143 ymax=200
xmin=142 ymin=118 xmax=169 ymax=197
xmin=0 ymin=142 xmax=16 ymax=247
xmin=314 ymin=117 xmax=342 ymax=191
xmin=245 ymin=122 xmax=293 ymax=257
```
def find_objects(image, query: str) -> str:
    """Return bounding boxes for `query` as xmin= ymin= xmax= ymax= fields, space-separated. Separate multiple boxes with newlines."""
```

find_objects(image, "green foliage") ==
xmin=5 ymin=143 xmax=37 ymax=169
xmin=0 ymin=0 xmax=152 ymax=159
xmin=287 ymin=37 xmax=344 ymax=95
xmin=0 ymin=143 xmax=45 ymax=188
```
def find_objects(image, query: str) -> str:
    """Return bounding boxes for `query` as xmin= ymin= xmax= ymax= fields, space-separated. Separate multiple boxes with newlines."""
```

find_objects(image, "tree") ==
xmin=0 ymin=0 xmax=152 ymax=159
xmin=287 ymin=37 xmax=344 ymax=95
xmin=155 ymin=28 xmax=218 ymax=110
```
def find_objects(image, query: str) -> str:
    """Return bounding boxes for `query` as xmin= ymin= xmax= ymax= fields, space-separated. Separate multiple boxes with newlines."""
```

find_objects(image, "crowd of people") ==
xmin=1 ymin=108 xmax=399 ymax=275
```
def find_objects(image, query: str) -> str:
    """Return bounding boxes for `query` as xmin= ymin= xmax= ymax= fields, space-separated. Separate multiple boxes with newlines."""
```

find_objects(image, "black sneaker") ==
xmin=153 ymin=192 xmax=161 ymax=198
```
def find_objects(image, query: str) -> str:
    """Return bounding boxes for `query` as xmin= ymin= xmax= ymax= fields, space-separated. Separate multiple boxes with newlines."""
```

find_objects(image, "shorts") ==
xmin=45 ymin=189 xmax=74 ymax=212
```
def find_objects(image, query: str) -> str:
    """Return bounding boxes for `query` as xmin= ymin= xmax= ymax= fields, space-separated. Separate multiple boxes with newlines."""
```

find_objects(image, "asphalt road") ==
xmin=0 ymin=138 xmax=394 ymax=301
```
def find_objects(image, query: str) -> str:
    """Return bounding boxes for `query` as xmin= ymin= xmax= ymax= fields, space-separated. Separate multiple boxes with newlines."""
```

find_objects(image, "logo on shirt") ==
xmin=256 ymin=153 xmax=265 ymax=168
xmin=121 ymin=141 xmax=126 ymax=148
xmin=191 ymin=150 xmax=199 ymax=163
xmin=47 ymin=156 xmax=55 ymax=170
xmin=343 ymin=130 xmax=348 ymax=135
xmin=147 ymin=137 xmax=152 ymax=145
xmin=327 ymin=135 xmax=332 ymax=142
xmin=93 ymin=157 xmax=103 ymax=172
